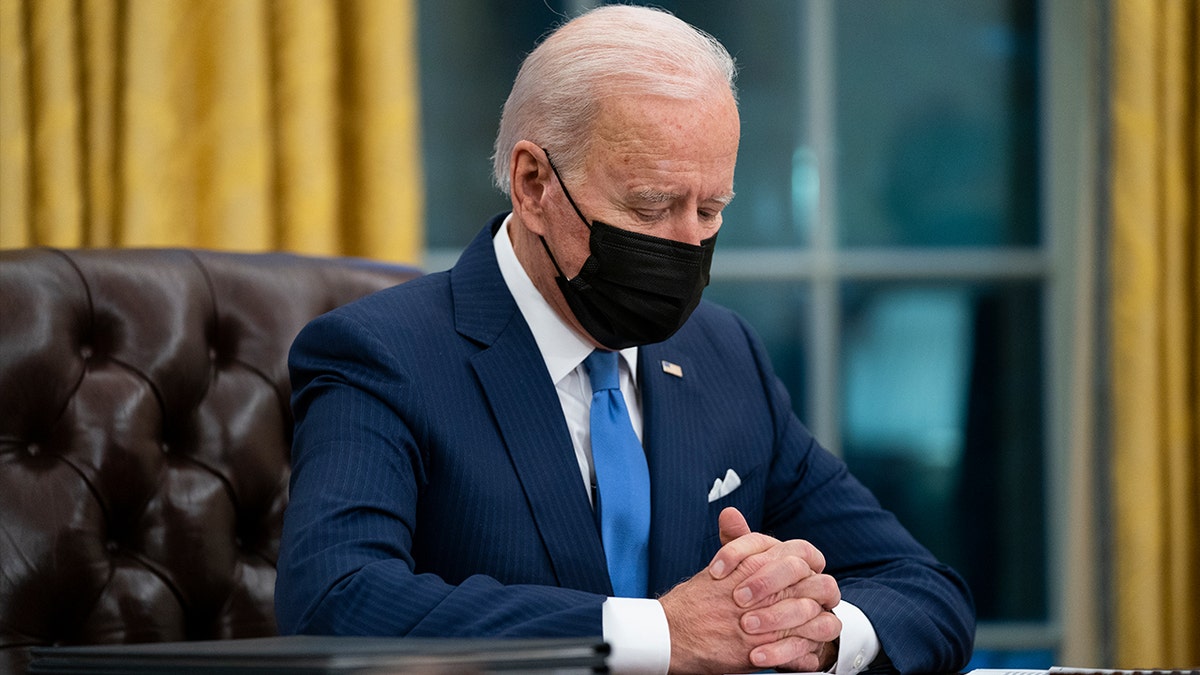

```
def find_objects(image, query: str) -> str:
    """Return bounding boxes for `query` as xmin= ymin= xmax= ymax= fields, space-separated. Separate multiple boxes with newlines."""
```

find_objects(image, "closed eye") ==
xmin=635 ymin=208 xmax=670 ymax=222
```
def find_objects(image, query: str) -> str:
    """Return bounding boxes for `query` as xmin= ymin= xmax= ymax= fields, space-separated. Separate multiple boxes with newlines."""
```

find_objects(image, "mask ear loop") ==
xmin=538 ymin=148 xmax=592 ymax=280
xmin=542 ymin=148 xmax=593 ymax=229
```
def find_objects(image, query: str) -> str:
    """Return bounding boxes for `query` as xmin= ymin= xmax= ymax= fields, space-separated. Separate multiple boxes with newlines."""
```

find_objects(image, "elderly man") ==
xmin=275 ymin=6 xmax=974 ymax=674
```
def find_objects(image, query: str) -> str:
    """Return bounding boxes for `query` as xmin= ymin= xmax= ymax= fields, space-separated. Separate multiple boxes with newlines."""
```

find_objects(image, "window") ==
xmin=419 ymin=0 xmax=1083 ymax=664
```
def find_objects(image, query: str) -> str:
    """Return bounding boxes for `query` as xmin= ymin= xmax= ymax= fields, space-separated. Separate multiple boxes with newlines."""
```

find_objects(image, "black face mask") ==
xmin=540 ymin=150 xmax=717 ymax=350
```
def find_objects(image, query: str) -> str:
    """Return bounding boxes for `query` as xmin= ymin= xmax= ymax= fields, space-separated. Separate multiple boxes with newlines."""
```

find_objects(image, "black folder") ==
xmin=28 ymin=635 xmax=610 ymax=674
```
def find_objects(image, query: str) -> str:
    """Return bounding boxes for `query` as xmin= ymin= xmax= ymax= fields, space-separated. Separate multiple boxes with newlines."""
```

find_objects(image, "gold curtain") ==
xmin=1109 ymin=0 xmax=1199 ymax=667
xmin=0 ymin=0 xmax=422 ymax=262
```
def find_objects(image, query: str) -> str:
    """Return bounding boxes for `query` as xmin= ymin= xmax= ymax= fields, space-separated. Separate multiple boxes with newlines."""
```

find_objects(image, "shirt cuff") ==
xmin=829 ymin=600 xmax=881 ymax=675
xmin=602 ymin=597 xmax=671 ymax=675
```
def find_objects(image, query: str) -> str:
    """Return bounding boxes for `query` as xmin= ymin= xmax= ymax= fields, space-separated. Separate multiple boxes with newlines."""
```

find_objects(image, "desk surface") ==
xmin=28 ymin=635 xmax=610 ymax=674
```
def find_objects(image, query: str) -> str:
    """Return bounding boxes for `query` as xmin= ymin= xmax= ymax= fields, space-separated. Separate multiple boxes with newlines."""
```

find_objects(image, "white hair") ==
xmin=491 ymin=4 xmax=738 ymax=194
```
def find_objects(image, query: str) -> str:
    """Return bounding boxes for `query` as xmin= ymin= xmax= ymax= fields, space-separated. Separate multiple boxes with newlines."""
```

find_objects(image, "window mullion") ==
xmin=803 ymin=0 xmax=842 ymax=455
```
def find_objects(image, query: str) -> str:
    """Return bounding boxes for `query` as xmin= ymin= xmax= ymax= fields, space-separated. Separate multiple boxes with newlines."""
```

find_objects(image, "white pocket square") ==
xmin=707 ymin=468 xmax=742 ymax=503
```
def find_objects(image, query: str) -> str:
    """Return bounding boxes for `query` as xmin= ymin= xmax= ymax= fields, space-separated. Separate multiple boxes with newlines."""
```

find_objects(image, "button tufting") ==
xmin=0 ymin=247 xmax=421 ymax=653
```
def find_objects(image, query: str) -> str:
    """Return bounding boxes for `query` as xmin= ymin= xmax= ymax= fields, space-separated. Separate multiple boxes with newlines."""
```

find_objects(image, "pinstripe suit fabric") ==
xmin=275 ymin=215 xmax=975 ymax=673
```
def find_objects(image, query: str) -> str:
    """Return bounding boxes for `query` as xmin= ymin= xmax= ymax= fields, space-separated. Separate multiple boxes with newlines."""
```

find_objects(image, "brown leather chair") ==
xmin=0 ymin=248 xmax=421 ymax=672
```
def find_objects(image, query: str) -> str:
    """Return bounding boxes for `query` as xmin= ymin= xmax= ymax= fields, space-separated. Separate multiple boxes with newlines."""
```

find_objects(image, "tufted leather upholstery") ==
xmin=0 ymin=248 xmax=421 ymax=673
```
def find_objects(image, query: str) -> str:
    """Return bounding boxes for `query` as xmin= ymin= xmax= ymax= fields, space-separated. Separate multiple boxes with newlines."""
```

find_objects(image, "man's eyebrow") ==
xmin=631 ymin=189 xmax=681 ymax=204
xmin=631 ymin=189 xmax=737 ymax=205
xmin=710 ymin=191 xmax=736 ymax=206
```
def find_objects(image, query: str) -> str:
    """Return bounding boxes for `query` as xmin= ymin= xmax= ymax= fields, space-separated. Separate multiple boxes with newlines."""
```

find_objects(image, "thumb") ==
xmin=718 ymin=506 xmax=752 ymax=546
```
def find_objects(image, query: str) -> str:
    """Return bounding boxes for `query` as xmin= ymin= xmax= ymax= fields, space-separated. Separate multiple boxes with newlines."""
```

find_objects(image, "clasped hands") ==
xmin=658 ymin=507 xmax=842 ymax=674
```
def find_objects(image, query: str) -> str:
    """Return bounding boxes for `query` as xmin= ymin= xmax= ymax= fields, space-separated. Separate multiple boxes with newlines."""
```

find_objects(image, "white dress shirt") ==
xmin=492 ymin=216 xmax=879 ymax=674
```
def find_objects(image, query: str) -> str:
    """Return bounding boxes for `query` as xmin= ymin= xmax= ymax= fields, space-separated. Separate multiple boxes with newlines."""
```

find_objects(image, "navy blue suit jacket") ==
xmin=275 ymin=216 xmax=974 ymax=673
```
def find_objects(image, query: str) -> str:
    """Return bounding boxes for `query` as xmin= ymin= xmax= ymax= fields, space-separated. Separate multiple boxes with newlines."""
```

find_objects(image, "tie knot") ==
xmin=584 ymin=350 xmax=621 ymax=392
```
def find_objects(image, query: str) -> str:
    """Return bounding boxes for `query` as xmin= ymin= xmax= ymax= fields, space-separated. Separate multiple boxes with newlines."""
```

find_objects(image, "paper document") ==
xmin=969 ymin=662 xmax=1195 ymax=667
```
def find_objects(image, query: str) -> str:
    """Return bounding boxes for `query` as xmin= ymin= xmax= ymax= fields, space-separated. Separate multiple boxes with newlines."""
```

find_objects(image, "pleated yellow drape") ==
xmin=1109 ymin=0 xmax=1200 ymax=668
xmin=0 ymin=0 xmax=422 ymax=262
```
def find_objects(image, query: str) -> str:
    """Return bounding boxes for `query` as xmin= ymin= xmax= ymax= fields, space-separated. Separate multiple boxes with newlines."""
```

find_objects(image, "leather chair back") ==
xmin=0 ymin=248 xmax=421 ymax=672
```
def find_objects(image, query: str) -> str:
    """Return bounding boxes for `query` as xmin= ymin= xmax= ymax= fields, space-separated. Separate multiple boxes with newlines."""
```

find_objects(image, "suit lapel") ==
xmin=452 ymin=220 xmax=612 ymax=596
xmin=639 ymin=341 xmax=714 ymax=595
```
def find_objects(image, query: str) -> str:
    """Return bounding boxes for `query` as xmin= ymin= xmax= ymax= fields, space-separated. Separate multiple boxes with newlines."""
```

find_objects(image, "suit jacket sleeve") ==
xmin=274 ymin=306 xmax=605 ymax=639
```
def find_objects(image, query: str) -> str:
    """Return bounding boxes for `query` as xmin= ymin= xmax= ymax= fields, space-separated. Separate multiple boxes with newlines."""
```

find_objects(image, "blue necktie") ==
xmin=584 ymin=349 xmax=650 ymax=598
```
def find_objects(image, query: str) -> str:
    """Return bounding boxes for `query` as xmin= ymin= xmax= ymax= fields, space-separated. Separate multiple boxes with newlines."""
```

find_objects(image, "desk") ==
xmin=28 ymin=635 xmax=609 ymax=674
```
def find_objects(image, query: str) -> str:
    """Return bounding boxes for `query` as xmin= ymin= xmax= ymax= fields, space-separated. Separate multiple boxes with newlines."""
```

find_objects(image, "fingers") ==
xmin=727 ymin=544 xmax=832 ymax=613
xmin=659 ymin=539 xmax=843 ymax=674
xmin=746 ymin=611 xmax=842 ymax=671
xmin=718 ymin=506 xmax=752 ymax=545
xmin=710 ymin=508 xmax=773 ymax=580
xmin=733 ymin=554 xmax=810 ymax=607
xmin=710 ymin=514 xmax=827 ymax=601
xmin=740 ymin=593 xmax=841 ymax=636
xmin=690 ymin=509 xmax=845 ymax=673
xmin=749 ymin=636 xmax=833 ymax=672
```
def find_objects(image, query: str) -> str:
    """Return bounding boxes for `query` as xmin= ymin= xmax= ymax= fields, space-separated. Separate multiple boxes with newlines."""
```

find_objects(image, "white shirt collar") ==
xmin=493 ymin=214 xmax=638 ymax=384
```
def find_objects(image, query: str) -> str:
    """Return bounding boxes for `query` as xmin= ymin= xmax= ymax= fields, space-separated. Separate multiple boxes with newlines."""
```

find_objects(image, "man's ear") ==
xmin=509 ymin=141 xmax=553 ymax=235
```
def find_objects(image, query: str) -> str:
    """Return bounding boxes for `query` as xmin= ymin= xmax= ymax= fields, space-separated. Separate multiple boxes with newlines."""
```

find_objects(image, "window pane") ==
xmin=840 ymin=281 xmax=1046 ymax=621
xmin=417 ymin=1 xmax=555 ymax=247
xmin=833 ymin=0 xmax=1040 ymax=247
xmin=704 ymin=280 xmax=810 ymax=419
xmin=418 ymin=0 xmax=812 ymax=249
xmin=667 ymin=1 xmax=810 ymax=247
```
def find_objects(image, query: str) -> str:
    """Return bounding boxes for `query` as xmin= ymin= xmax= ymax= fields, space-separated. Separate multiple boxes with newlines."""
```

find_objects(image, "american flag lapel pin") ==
xmin=660 ymin=360 xmax=683 ymax=378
